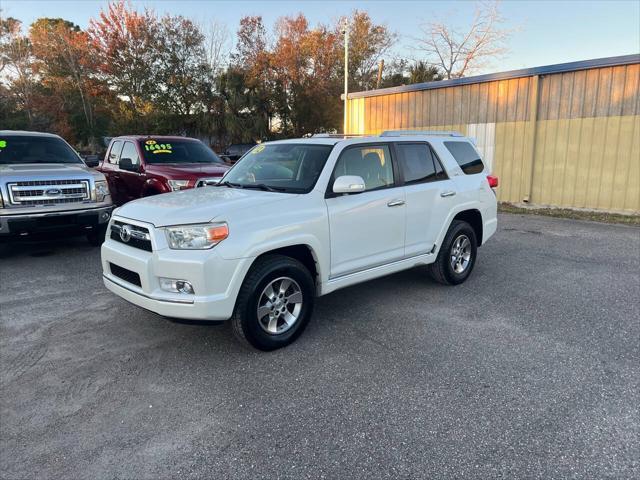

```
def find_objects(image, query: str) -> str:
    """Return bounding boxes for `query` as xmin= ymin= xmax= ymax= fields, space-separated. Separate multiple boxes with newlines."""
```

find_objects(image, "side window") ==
xmin=108 ymin=140 xmax=123 ymax=164
xmin=444 ymin=141 xmax=485 ymax=175
xmin=120 ymin=142 xmax=140 ymax=167
xmin=333 ymin=145 xmax=394 ymax=192
xmin=396 ymin=143 xmax=440 ymax=184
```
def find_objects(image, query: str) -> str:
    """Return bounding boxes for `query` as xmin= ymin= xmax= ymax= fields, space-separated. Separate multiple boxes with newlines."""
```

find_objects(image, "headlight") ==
xmin=165 ymin=222 xmax=229 ymax=249
xmin=95 ymin=180 xmax=110 ymax=201
xmin=167 ymin=179 xmax=190 ymax=191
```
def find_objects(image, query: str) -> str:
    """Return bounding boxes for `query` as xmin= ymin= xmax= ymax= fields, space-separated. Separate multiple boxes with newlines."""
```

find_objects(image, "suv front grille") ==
xmin=110 ymin=221 xmax=152 ymax=251
xmin=8 ymin=179 xmax=90 ymax=206
xmin=109 ymin=263 xmax=142 ymax=287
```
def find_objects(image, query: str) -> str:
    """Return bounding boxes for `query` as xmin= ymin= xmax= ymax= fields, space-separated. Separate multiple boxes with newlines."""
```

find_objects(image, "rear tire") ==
xmin=428 ymin=220 xmax=478 ymax=285
xmin=231 ymin=254 xmax=315 ymax=351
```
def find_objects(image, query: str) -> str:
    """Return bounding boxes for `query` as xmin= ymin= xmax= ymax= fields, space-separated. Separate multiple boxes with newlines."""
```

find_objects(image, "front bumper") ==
xmin=0 ymin=205 xmax=113 ymax=237
xmin=101 ymin=220 xmax=254 ymax=321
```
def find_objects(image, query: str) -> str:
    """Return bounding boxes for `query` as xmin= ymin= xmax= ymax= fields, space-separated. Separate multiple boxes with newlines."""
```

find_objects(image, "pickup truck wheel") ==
xmin=87 ymin=225 xmax=108 ymax=247
xmin=231 ymin=254 xmax=315 ymax=351
xmin=428 ymin=220 xmax=477 ymax=285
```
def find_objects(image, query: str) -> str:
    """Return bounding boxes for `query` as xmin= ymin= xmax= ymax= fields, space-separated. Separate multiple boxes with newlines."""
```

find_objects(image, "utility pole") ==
xmin=342 ymin=19 xmax=349 ymax=135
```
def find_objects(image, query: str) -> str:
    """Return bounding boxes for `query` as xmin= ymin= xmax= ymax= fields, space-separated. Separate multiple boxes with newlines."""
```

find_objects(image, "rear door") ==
xmin=395 ymin=142 xmax=458 ymax=257
xmin=101 ymin=140 xmax=124 ymax=204
xmin=325 ymin=143 xmax=406 ymax=278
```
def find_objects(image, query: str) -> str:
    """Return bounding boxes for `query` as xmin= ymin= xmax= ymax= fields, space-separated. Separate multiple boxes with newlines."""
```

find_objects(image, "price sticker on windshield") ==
xmin=0 ymin=140 xmax=6 ymax=149
xmin=251 ymin=145 xmax=265 ymax=154
xmin=144 ymin=139 xmax=172 ymax=154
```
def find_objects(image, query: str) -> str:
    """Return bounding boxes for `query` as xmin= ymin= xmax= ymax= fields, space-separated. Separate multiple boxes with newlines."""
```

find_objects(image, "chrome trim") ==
xmin=103 ymin=274 xmax=194 ymax=304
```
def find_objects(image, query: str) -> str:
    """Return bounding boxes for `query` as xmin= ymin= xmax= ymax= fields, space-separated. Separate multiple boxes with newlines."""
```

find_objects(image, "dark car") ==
xmin=220 ymin=143 xmax=256 ymax=164
xmin=97 ymin=136 xmax=229 ymax=205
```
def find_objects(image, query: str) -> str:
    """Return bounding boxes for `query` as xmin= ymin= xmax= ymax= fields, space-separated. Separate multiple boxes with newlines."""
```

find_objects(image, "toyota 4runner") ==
xmin=0 ymin=131 xmax=113 ymax=245
xmin=101 ymin=131 xmax=498 ymax=350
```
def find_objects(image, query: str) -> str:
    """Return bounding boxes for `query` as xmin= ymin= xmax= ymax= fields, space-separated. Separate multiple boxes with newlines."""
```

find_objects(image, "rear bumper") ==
xmin=0 ymin=205 xmax=113 ymax=237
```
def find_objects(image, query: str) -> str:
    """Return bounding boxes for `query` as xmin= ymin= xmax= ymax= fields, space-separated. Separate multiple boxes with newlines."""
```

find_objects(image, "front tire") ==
xmin=428 ymin=220 xmax=478 ymax=285
xmin=231 ymin=255 xmax=315 ymax=351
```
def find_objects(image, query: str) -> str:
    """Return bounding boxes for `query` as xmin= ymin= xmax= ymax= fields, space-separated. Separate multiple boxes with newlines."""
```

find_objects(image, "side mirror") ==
xmin=333 ymin=175 xmax=366 ymax=194
xmin=83 ymin=155 xmax=100 ymax=168
xmin=119 ymin=158 xmax=138 ymax=172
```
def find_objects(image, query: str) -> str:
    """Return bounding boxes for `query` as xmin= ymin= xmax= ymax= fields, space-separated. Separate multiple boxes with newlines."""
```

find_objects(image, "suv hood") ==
xmin=145 ymin=163 xmax=229 ymax=177
xmin=0 ymin=162 xmax=101 ymax=180
xmin=115 ymin=186 xmax=296 ymax=227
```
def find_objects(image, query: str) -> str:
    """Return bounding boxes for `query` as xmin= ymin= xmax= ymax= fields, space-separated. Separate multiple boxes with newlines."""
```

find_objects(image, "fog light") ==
xmin=159 ymin=278 xmax=194 ymax=294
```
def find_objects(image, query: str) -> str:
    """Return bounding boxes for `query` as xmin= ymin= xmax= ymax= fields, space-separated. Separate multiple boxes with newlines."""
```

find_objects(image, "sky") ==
xmin=2 ymin=0 xmax=639 ymax=75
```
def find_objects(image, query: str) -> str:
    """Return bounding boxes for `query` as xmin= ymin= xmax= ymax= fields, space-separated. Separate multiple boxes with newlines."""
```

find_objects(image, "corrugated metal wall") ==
xmin=346 ymin=59 xmax=640 ymax=213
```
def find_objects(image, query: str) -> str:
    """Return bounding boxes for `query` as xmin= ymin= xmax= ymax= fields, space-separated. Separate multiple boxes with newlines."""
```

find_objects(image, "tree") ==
xmin=29 ymin=18 xmax=104 ymax=144
xmin=155 ymin=14 xmax=210 ymax=132
xmin=88 ymin=0 xmax=160 ymax=127
xmin=0 ymin=17 xmax=37 ymax=126
xmin=415 ymin=0 xmax=511 ymax=79
xmin=340 ymin=10 xmax=397 ymax=91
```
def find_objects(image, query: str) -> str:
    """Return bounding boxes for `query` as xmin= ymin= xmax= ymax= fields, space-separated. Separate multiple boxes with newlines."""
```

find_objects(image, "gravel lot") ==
xmin=1 ymin=213 xmax=638 ymax=479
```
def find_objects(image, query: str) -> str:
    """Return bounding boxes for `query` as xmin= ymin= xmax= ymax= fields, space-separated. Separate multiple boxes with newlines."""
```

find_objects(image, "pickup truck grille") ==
xmin=110 ymin=221 xmax=152 ymax=251
xmin=8 ymin=179 xmax=90 ymax=206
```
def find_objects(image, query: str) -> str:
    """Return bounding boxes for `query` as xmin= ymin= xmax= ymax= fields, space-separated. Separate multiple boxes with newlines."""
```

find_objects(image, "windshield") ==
xmin=0 ymin=135 xmax=83 ymax=165
xmin=139 ymin=139 xmax=224 ymax=165
xmin=222 ymin=143 xmax=334 ymax=193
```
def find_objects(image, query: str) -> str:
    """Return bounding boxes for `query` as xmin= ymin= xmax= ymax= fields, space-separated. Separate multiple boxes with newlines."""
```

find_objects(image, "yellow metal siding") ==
xmin=346 ymin=62 xmax=640 ymax=213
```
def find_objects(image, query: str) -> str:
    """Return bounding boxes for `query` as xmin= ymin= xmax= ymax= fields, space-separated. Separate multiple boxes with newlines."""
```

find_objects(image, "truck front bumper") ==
xmin=0 ymin=205 xmax=113 ymax=238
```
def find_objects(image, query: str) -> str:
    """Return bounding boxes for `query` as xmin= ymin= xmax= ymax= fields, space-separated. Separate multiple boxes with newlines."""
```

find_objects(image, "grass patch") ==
xmin=498 ymin=203 xmax=640 ymax=226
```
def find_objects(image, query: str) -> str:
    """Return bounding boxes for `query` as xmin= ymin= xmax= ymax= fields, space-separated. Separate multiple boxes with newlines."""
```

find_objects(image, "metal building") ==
xmin=345 ymin=55 xmax=640 ymax=213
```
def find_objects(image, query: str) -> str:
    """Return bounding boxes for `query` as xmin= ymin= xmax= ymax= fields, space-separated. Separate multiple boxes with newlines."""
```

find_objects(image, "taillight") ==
xmin=487 ymin=175 xmax=499 ymax=188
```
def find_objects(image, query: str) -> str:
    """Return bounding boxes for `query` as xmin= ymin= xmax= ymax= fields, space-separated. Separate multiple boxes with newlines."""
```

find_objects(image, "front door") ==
xmin=118 ymin=141 xmax=144 ymax=203
xmin=325 ymin=144 xmax=406 ymax=278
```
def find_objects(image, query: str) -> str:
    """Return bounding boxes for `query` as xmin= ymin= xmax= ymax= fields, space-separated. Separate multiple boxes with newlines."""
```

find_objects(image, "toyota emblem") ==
xmin=120 ymin=225 xmax=132 ymax=243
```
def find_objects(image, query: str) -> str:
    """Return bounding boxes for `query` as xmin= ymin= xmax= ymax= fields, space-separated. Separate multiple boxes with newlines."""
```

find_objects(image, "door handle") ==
xmin=440 ymin=191 xmax=456 ymax=198
xmin=387 ymin=199 xmax=405 ymax=207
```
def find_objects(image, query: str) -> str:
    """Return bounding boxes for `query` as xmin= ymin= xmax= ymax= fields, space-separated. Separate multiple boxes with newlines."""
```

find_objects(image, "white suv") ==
xmin=101 ymin=131 xmax=498 ymax=350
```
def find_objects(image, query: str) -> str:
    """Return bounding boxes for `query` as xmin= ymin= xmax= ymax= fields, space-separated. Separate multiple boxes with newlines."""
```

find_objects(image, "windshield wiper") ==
xmin=214 ymin=181 xmax=243 ymax=189
xmin=241 ymin=183 xmax=284 ymax=192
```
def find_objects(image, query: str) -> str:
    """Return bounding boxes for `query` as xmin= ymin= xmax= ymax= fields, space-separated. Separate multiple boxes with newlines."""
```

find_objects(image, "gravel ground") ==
xmin=1 ymin=213 xmax=639 ymax=479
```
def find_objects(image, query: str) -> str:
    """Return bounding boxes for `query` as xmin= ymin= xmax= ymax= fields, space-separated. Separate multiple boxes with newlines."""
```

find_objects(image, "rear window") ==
xmin=444 ymin=141 xmax=484 ymax=175
xmin=0 ymin=135 xmax=82 ymax=165
xmin=396 ymin=143 xmax=447 ymax=184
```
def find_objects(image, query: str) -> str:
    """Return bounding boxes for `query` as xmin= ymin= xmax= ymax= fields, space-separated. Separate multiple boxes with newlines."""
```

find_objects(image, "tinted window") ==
xmin=444 ymin=141 xmax=484 ymax=175
xmin=120 ymin=142 xmax=140 ymax=167
xmin=223 ymin=144 xmax=333 ymax=193
xmin=397 ymin=143 xmax=439 ymax=184
xmin=333 ymin=145 xmax=394 ymax=192
xmin=140 ymin=139 xmax=224 ymax=165
xmin=0 ymin=135 xmax=82 ymax=165
xmin=108 ymin=140 xmax=123 ymax=164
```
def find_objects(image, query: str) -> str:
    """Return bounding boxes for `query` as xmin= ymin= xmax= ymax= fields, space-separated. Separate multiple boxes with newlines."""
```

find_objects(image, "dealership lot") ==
xmin=1 ymin=213 xmax=638 ymax=479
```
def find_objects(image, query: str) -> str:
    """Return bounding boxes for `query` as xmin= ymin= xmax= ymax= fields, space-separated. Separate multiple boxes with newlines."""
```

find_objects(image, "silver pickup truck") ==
xmin=0 ymin=131 xmax=113 ymax=245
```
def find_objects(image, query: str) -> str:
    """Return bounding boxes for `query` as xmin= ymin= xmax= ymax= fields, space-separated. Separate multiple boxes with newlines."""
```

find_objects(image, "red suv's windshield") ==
xmin=139 ymin=139 xmax=224 ymax=165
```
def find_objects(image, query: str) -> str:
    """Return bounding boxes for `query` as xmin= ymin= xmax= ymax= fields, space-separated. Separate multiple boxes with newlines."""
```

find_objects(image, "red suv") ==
xmin=98 ymin=136 xmax=229 ymax=205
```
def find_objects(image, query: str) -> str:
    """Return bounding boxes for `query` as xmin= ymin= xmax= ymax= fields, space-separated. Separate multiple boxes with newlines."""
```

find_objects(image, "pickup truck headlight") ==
xmin=167 ymin=179 xmax=190 ymax=191
xmin=165 ymin=223 xmax=228 ymax=250
xmin=95 ymin=180 xmax=110 ymax=202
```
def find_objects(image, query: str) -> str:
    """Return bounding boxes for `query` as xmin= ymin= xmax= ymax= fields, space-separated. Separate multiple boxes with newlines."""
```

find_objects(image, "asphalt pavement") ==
xmin=1 ymin=213 xmax=638 ymax=479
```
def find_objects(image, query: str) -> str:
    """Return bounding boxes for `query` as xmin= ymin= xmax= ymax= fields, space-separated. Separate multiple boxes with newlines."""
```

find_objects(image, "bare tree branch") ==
xmin=413 ymin=0 xmax=513 ymax=79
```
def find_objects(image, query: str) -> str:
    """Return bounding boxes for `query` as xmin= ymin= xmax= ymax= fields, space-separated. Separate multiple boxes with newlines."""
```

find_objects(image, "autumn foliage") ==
xmin=1 ymin=1 xmax=434 ymax=148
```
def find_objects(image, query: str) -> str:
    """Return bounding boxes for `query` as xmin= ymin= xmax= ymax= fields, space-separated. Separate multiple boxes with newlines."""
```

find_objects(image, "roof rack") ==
xmin=380 ymin=130 xmax=463 ymax=137
xmin=311 ymin=133 xmax=368 ymax=138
